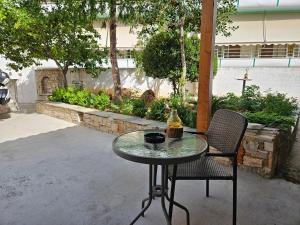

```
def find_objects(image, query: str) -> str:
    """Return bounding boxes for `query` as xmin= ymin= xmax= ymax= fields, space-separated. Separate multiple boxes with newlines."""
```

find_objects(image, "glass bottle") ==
xmin=167 ymin=109 xmax=183 ymax=129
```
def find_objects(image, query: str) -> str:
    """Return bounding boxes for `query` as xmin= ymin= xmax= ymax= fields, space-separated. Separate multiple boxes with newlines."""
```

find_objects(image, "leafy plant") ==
xmin=244 ymin=112 xmax=296 ymax=131
xmin=111 ymin=98 xmax=134 ymax=115
xmin=49 ymin=88 xmax=66 ymax=102
xmin=240 ymin=85 xmax=263 ymax=112
xmin=177 ymin=105 xmax=197 ymax=128
xmin=76 ymin=90 xmax=92 ymax=107
xmin=91 ymin=93 xmax=110 ymax=110
xmin=146 ymin=99 xmax=168 ymax=122
xmin=132 ymin=99 xmax=148 ymax=118
xmin=262 ymin=93 xmax=298 ymax=117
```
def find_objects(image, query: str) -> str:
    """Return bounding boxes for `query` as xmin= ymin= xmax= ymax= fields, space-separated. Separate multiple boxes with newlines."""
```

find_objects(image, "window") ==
xmin=293 ymin=45 xmax=300 ymax=58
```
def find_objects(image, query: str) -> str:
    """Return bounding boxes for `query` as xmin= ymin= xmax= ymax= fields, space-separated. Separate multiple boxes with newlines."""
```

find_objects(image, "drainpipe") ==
xmin=288 ymin=58 xmax=292 ymax=68
xmin=252 ymin=57 xmax=256 ymax=67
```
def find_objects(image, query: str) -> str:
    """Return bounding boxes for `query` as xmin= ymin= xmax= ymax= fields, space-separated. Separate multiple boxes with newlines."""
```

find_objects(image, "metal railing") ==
xmin=215 ymin=45 xmax=300 ymax=59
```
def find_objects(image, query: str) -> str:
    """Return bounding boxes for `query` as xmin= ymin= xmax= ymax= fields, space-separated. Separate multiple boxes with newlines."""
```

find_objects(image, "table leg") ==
xmin=130 ymin=164 xmax=189 ymax=225
xmin=130 ymin=165 xmax=153 ymax=225
xmin=166 ymin=165 xmax=190 ymax=225
xmin=161 ymin=165 xmax=172 ymax=225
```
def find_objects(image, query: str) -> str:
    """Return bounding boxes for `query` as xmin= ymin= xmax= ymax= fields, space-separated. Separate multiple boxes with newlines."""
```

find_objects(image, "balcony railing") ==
xmin=215 ymin=45 xmax=300 ymax=59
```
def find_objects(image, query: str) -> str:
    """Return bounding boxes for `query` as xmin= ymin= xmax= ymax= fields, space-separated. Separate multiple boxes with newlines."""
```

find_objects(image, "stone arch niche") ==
xmin=41 ymin=76 xmax=51 ymax=94
xmin=36 ymin=69 xmax=64 ymax=101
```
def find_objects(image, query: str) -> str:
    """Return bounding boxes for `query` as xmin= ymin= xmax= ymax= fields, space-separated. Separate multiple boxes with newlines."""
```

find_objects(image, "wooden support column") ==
xmin=197 ymin=0 xmax=217 ymax=132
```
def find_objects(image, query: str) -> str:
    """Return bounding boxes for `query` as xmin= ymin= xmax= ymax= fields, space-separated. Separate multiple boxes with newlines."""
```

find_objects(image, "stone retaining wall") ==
xmin=36 ymin=101 xmax=292 ymax=177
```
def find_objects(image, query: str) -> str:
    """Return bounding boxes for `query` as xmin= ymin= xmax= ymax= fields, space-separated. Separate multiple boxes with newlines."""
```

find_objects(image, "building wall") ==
xmin=213 ymin=67 xmax=300 ymax=100
xmin=66 ymin=68 xmax=173 ymax=98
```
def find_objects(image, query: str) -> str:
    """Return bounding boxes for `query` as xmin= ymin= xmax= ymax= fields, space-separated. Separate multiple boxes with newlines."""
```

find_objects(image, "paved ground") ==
xmin=0 ymin=113 xmax=299 ymax=225
xmin=281 ymin=120 xmax=300 ymax=184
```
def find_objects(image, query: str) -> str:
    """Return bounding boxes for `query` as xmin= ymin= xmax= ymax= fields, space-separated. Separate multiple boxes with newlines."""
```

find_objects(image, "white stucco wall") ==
xmin=66 ymin=68 xmax=173 ymax=98
xmin=0 ymin=57 xmax=38 ymax=104
xmin=213 ymin=67 xmax=300 ymax=101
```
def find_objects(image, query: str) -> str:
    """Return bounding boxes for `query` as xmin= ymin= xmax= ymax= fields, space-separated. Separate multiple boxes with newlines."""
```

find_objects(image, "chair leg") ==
xmin=169 ymin=166 xmax=177 ymax=222
xmin=153 ymin=165 xmax=158 ymax=186
xmin=206 ymin=179 xmax=209 ymax=197
xmin=233 ymin=178 xmax=237 ymax=225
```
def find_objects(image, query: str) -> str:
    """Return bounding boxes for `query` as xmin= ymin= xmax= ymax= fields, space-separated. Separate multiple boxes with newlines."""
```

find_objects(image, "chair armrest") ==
xmin=184 ymin=131 xmax=206 ymax=135
xmin=205 ymin=152 xmax=235 ymax=157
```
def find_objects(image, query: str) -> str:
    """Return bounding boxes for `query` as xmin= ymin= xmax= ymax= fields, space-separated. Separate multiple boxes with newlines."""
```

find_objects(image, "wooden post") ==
xmin=197 ymin=0 xmax=217 ymax=132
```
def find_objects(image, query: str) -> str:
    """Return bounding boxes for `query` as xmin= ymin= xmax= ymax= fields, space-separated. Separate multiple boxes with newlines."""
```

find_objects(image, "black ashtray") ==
xmin=144 ymin=133 xmax=165 ymax=144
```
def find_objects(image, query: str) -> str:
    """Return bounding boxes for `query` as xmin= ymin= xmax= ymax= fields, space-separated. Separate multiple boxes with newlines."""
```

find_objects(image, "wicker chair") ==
xmin=168 ymin=109 xmax=248 ymax=225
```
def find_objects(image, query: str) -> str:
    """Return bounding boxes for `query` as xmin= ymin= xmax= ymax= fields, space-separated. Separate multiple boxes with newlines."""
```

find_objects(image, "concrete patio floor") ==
xmin=0 ymin=113 xmax=299 ymax=225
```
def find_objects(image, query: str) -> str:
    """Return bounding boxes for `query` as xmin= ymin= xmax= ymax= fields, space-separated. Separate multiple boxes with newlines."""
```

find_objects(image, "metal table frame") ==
xmin=113 ymin=130 xmax=208 ymax=225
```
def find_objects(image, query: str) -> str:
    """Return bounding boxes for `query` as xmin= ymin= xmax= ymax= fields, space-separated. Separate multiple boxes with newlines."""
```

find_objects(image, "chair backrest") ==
xmin=206 ymin=109 xmax=248 ymax=154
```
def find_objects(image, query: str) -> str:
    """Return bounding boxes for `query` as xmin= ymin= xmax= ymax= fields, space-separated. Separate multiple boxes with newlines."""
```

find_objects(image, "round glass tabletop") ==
xmin=113 ymin=129 xmax=208 ymax=165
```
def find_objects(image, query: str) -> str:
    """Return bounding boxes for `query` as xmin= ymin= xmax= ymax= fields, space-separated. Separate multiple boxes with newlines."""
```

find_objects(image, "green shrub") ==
xmin=61 ymin=87 xmax=78 ymax=104
xmin=132 ymin=99 xmax=147 ymax=118
xmin=146 ymin=99 xmax=168 ymax=121
xmin=111 ymin=98 xmax=133 ymax=115
xmin=49 ymin=88 xmax=65 ymax=102
xmin=169 ymin=94 xmax=182 ymax=108
xmin=76 ymin=89 xmax=92 ymax=107
xmin=244 ymin=111 xmax=296 ymax=131
xmin=91 ymin=93 xmax=110 ymax=110
xmin=50 ymin=86 xmax=298 ymax=131
xmin=240 ymin=85 xmax=263 ymax=112
xmin=50 ymin=87 xmax=110 ymax=110
xmin=262 ymin=93 xmax=298 ymax=117
xmin=177 ymin=105 xmax=197 ymax=128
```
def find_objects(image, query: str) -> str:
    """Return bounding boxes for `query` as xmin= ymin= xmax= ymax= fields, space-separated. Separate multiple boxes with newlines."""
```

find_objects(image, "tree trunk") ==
xmin=179 ymin=16 xmax=187 ymax=100
xmin=109 ymin=1 xmax=122 ymax=102
xmin=62 ymin=66 xmax=68 ymax=88
xmin=171 ymin=80 xmax=177 ymax=95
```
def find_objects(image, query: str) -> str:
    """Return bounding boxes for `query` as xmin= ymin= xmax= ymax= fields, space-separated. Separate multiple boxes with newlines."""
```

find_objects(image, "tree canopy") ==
xmin=139 ymin=31 xmax=218 ymax=94
xmin=0 ymin=0 xmax=106 ymax=87
xmin=130 ymin=0 xmax=237 ymax=39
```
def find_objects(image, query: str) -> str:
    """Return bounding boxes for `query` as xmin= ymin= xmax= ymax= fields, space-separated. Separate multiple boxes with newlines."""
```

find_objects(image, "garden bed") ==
xmin=36 ymin=101 xmax=298 ymax=178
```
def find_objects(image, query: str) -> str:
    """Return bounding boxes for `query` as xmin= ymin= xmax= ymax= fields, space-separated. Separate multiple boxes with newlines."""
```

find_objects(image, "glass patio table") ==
xmin=113 ymin=129 xmax=208 ymax=225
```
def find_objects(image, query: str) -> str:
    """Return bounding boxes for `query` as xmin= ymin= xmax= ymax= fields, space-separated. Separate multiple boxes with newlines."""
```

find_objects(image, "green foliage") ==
xmin=50 ymin=85 xmax=298 ymax=131
xmin=131 ymin=99 xmax=148 ymax=118
xmin=0 ymin=0 xmax=106 ymax=85
xmin=111 ymin=98 xmax=134 ymax=115
xmin=146 ymin=99 xmax=168 ymax=122
xmin=176 ymin=105 xmax=197 ymax=128
xmin=185 ymin=35 xmax=218 ymax=82
xmin=212 ymin=85 xmax=298 ymax=130
xmin=240 ymin=85 xmax=263 ymax=112
xmin=244 ymin=112 xmax=296 ymax=131
xmin=139 ymin=32 xmax=218 ymax=92
xmin=131 ymin=0 xmax=237 ymax=39
xmin=262 ymin=93 xmax=298 ymax=117
xmin=50 ymin=87 xmax=110 ymax=110
xmin=141 ymin=32 xmax=181 ymax=93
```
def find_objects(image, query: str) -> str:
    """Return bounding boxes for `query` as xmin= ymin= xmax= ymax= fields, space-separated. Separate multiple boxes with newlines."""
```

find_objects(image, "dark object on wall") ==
xmin=0 ymin=69 xmax=10 ymax=105
xmin=141 ymin=90 xmax=155 ymax=105
xmin=0 ymin=69 xmax=10 ymax=85
xmin=0 ymin=85 xmax=10 ymax=105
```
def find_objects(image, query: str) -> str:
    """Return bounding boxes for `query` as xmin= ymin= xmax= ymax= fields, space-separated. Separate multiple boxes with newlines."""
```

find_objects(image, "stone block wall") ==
xmin=35 ymin=69 xmax=64 ymax=101
xmin=240 ymin=128 xmax=280 ymax=177
xmin=36 ymin=101 xmax=291 ymax=178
